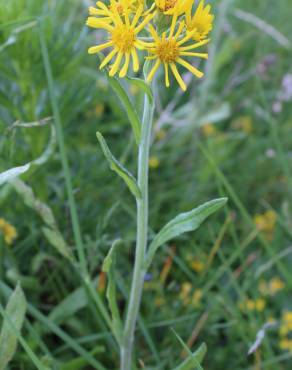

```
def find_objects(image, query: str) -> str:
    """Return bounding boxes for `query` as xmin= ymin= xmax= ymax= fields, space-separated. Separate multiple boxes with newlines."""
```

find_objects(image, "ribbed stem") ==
xmin=120 ymin=90 xmax=153 ymax=370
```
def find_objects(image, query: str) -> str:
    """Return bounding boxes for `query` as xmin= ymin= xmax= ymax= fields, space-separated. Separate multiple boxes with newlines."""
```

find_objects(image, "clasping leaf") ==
xmin=97 ymin=132 xmax=141 ymax=199
xmin=145 ymin=198 xmax=227 ymax=269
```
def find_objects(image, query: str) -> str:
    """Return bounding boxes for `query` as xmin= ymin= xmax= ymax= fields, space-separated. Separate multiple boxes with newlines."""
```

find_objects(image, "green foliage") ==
xmin=0 ymin=284 xmax=26 ymax=370
xmin=0 ymin=0 xmax=292 ymax=368
xmin=146 ymin=198 xmax=227 ymax=269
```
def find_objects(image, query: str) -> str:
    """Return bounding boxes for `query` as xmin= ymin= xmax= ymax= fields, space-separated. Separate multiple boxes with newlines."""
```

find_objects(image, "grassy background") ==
xmin=1 ymin=0 xmax=292 ymax=369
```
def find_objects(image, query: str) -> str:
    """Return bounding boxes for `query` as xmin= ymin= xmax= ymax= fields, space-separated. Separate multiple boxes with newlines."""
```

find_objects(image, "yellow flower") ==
xmin=185 ymin=0 xmax=214 ymax=42
xmin=239 ymin=298 xmax=266 ymax=312
xmin=254 ymin=210 xmax=277 ymax=241
xmin=89 ymin=0 xmax=139 ymax=21
xmin=149 ymin=156 xmax=160 ymax=169
xmin=232 ymin=116 xmax=253 ymax=134
xmin=0 ymin=218 xmax=17 ymax=245
xmin=144 ymin=17 xmax=209 ymax=90
xmin=191 ymin=289 xmax=202 ymax=306
xmin=279 ymin=339 xmax=292 ymax=352
xmin=201 ymin=123 xmax=217 ymax=137
xmin=155 ymin=0 xmax=192 ymax=15
xmin=86 ymin=5 xmax=154 ymax=77
xmin=179 ymin=281 xmax=192 ymax=305
xmin=270 ymin=277 xmax=285 ymax=295
xmin=190 ymin=259 xmax=205 ymax=273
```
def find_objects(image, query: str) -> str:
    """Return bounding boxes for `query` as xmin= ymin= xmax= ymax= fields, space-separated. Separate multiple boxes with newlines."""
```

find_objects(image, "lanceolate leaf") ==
xmin=0 ymin=284 xmax=27 ymax=370
xmin=96 ymin=132 xmax=141 ymax=199
xmin=108 ymin=77 xmax=141 ymax=144
xmin=172 ymin=343 xmax=207 ymax=370
xmin=145 ymin=198 xmax=227 ymax=269
xmin=102 ymin=240 xmax=122 ymax=344
xmin=0 ymin=163 xmax=30 ymax=186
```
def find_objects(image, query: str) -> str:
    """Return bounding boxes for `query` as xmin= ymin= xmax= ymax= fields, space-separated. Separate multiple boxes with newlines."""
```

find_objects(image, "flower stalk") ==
xmin=120 ymin=84 xmax=154 ymax=370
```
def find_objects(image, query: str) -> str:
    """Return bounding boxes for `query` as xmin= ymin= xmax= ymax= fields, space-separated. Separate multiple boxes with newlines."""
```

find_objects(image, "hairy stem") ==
xmin=120 ymin=89 xmax=154 ymax=370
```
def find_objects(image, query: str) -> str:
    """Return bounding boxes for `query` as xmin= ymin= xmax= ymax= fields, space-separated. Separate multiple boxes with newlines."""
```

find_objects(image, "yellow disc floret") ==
xmin=111 ymin=25 xmax=136 ymax=53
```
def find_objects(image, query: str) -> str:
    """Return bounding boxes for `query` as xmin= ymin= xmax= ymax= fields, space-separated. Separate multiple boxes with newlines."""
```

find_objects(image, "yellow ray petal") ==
xmin=131 ymin=48 xmax=139 ymax=72
xmin=86 ymin=17 xmax=114 ymax=31
xmin=119 ymin=53 xmax=131 ymax=77
xmin=146 ymin=59 xmax=161 ymax=82
xmin=134 ymin=13 xmax=154 ymax=34
xmin=176 ymin=57 xmax=203 ymax=78
xmin=88 ymin=41 xmax=114 ymax=54
xmin=109 ymin=52 xmax=123 ymax=76
xmin=179 ymin=38 xmax=210 ymax=51
xmin=179 ymin=52 xmax=208 ymax=58
xmin=164 ymin=62 xmax=170 ymax=87
xmin=131 ymin=5 xmax=143 ymax=28
xmin=89 ymin=7 xmax=108 ymax=16
xmin=100 ymin=48 xmax=118 ymax=69
xmin=170 ymin=63 xmax=186 ymax=91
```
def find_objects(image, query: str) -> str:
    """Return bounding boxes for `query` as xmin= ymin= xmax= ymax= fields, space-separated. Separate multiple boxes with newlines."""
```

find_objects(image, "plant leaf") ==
xmin=42 ymin=227 xmax=74 ymax=262
xmin=108 ymin=77 xmax=141 ymax=144
xmin=96 ymin=131 xmax=141 ymax=199
xmin=145 ymin=198 xmax=227 ymax=269
xmin=102 ymin=240 xmax=122 ymax=344
xmin=173 ymin=343 xmax=207 ymax=370
xmin=0 ymin=163 xmax=30 ymax=186
xmin=0 ymin=284 xmax=27 ymax=370
xmin=126 ymin=77 xmax=153 ymax=105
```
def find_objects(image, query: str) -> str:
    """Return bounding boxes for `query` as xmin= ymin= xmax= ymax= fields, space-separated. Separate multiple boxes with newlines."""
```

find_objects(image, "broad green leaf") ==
xmin=0 ymin=163 xmax=30 ymax=186
xmin=0 ymin=284 xmax=27 ymax=370
xmin=96 ymin=132 xmax=141 ymax=199
xmin=42 ymin=227 xmax=74 ymax=262
xmin=102 ymin=240 xmax=122 ymax=344
xmin=145 ymin=198 xmax=227 ymax=269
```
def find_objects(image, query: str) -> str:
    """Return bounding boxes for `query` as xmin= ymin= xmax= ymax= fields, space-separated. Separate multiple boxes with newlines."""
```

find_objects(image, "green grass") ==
xmin=1 ymin=0 xmax=292 ymax=369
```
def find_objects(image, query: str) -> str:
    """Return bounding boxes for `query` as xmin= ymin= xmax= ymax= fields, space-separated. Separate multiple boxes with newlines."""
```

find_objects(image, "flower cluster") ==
xmin=86 ymin=0 xmax=214 ymax=90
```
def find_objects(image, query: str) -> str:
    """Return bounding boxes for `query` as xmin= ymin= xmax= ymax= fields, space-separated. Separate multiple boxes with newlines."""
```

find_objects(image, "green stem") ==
xmin=38 ymin=23 xmax=87 ymax=277
xmin=120 ymin=89 xmax=154 ymax=370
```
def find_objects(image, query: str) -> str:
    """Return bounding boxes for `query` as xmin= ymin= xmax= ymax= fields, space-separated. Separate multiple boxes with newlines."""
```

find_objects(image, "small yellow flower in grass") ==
xmin=232 ymin=116 xmax=253 ymax=134
xmin=179 ymin=281 xmax=192 ymax=305
xmin=201 ymin=123 xmax=217 ymax=137
xmin=185 ymin=0 xmax=214 ymax=42
xmin=0 ymin=218 xmax=17 ymax=246
xmin=254 ymin=210 xmax=277 ymax=241
xmin=190 ymin=258 xmax=205 ymax=273
xmin=87 ymin=6 xmax=154 ymax=77
xmin=191 ymin=289 xmax=202 ymax=307
xmin=279 ymin=339 xmax=292 ymax=352
xmin=149 ymin=156 xmax=160 ymax=169
xmin=239 ymin=298 xmax=266 ymax=312
xmin=144 ymin=18 xmax=209 ymax=90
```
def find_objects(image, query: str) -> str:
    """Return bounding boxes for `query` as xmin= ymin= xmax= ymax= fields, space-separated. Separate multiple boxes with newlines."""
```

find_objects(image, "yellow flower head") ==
xmin=144 ymin=17 xmax=209 ymax=90
xmin=186 ymin=0 xmax=214 ymax=42
xmin=155 ymin=0 xmax=192 ymax=15
xmin=0 ymin=218 xmax=17 ymax=246
xmin=89 ymin=0 xmax=139 ymax=22
xmin=86 ymin=5 xmax=154 ymax=77
xmin=254 ymin=210 xmax=277 ymax=241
